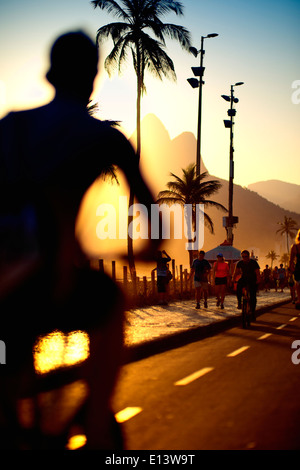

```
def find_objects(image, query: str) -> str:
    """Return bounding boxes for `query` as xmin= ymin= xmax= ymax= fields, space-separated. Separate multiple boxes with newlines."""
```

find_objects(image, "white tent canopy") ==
xmin=204 ymin=240 xmax=241 ymax=263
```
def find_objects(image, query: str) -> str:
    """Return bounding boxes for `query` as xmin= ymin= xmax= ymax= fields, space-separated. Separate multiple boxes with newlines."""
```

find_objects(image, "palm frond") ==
xmin=103 ymin=34 xmax=132 ymax=75
xmin=138 ymin=31 xmax=176 ymax=81
xmin=147 ymin=0 xmax=185 ymax=17
xmin=276 ymin=216 xmax=298 ymax=235
xmin=203 ymin=213 xmax=214 ymax=233
xmin=157 ymin=165 xmax=226 ymax=229
xmin=87 ymin=100 xmax=99 ymax=115
xmin=98 ymin=165 xmax=120 ymax=184
xmin=96 ymin=22 xmax=131 ymax=44
xmin=92 ymin=0 xmax=129 ymax=20
xmin=157 ymin=189 xmax=185 ymax=205
xmin=87 ymin=101 xmax=120 ymax=185
xmin=156 ymin=196 xmax=184 ymax=206
xmin=158 ymin=23 xmax=191 ymax=50
xmin=201 ymin=200 xmax=227 ymax=211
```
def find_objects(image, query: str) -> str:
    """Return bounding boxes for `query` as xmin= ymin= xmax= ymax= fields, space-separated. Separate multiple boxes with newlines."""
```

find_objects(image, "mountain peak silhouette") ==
xmin=133 ymin=113 xmax=207 ymax=194
xmin=248 ymin=180 xmax=300 ymax=214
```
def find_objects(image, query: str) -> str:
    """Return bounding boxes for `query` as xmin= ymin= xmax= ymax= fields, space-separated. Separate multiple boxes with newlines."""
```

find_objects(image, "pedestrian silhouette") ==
xmin=0 ymin=31 xmax=160 ymax=449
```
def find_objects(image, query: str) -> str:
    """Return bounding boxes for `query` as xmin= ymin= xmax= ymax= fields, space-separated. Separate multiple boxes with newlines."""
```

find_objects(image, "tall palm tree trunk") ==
xmin=127 ymin=49 xmax=143 ymax=277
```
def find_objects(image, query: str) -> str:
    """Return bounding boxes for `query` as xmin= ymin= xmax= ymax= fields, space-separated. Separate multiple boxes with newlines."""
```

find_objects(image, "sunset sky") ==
xmin=1 ymin=0 xmax=299 ymax=190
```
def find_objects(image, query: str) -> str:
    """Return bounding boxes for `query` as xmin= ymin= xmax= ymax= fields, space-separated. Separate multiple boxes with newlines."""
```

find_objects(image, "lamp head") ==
xmin=224 ymin=120 xmax=232 ymax=129
xmin=189 ymin=46 xmax=199 ymax=58
xmin=221 ymin=94 xmax=231 ymax=102
xmin=192 ymin=66 xmax=205 ymax=77
xmin=187 ymin=78 xmax=199 ymax=89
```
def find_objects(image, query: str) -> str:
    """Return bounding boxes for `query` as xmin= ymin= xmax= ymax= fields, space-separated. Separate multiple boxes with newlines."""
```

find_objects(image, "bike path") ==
xmin=124 ymin=290 xmax=292 ymax=362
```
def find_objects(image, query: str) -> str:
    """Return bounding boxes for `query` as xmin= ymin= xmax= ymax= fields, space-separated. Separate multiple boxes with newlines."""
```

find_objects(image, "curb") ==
xmin=124 ymin=299 xmax=291 ymax=364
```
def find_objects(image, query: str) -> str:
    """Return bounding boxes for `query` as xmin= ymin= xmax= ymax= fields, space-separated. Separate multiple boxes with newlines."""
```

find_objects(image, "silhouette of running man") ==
xmin=0 ymin=31 xmax=160 ymax=449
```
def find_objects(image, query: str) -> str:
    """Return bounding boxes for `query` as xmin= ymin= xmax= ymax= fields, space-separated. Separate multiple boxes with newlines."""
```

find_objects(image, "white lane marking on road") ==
xmin=276 ymin=324 xmax=287 ymax=330
xmin=227 ymin=346 xmax=250 ymax=357
xmin=257 ymin=333 xmax=272 ymax=340
xmin=115 ymin=407 xmax=142 ymax=423
xmin=290 ymin=317 xmax=298 ymax=322
xmin=174 ymin=367 xmax=214 ymax=386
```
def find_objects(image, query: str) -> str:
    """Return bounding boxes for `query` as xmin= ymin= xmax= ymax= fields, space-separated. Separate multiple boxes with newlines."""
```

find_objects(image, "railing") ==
xmin=93 ymin=258 xmax=196 ymax=307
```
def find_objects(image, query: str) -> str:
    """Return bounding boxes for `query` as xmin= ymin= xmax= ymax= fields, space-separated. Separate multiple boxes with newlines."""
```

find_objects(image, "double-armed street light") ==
xmin=187 ymin=33 xmax=219 ymax=176
xmin=221 ymin=81 xmax=244 ymax=245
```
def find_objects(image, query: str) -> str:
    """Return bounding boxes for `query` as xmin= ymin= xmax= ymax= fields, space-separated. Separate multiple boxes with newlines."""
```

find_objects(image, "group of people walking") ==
xmin=189 ymin=229 xmax=300 ymax=312
xmin=189 ymin=251 xmax=232 ymax=310
xmin=153 ymin=228 xmax=300 ymax=312
xmin=190 ymin=249 xmax=260 ymax=313
xmin=262 ymin=264 xmax=287 ymax=292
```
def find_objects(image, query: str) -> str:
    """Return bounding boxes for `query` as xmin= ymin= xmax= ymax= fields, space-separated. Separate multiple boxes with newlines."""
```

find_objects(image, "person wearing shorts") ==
xmin=153 ymin=250 xmax=171 ymax=305
xmin=278 ymin=264 xmax=286 ymax=292
xmin=190 ymin=250 xmax=211 ymax=309
xmin=213 ymin=254 xmax=229 ymax=309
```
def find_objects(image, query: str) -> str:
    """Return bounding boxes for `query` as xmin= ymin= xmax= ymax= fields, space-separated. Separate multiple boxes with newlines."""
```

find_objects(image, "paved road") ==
xmin=124 ymin=291 xmax=290 ymax=362
xmin=112 ymin=302 xmax=300 ymax=450
xmin=124 ymin=291 xmax=290 ymax=347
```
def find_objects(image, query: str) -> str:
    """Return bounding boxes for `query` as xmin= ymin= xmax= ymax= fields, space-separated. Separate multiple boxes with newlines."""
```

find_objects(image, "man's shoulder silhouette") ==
xmin=1 ymin=97 xmax=133 ymax=188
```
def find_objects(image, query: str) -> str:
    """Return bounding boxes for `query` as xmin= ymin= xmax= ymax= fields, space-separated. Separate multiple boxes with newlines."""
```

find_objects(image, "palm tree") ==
xmin=276 ymin=216 xmax=298 ymax=253
xmin=92 ymin=0 xmax=191 ymax=275
xmin=157 ymin=164 xmax=227 ymax=266
xmin=266 ymin=250 xmax=279 ymax=269
xmin=280 ymin=253 xmax=290 ymax=268
xmin=87 ymin=100 xmax=119 ymax=184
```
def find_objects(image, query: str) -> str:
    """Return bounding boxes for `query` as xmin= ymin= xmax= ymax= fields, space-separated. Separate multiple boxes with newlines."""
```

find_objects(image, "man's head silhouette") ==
xmin=46 ymin=31 xmax=99 ymax=104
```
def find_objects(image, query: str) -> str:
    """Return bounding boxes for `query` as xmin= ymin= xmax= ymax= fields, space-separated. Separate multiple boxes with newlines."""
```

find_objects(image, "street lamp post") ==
xmin=222 ymin=81 xmax=244 ymax=245
xmin=187 ymin=33 xmax=218 ymax=176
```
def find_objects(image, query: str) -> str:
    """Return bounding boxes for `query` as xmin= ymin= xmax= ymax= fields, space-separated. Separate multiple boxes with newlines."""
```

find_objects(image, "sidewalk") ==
xmin=124 ymin=290 xmax=291 ymax=360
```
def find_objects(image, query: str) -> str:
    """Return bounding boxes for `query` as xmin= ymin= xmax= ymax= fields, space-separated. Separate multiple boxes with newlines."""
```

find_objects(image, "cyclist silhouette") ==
xmin=233 ymin=250 xmax=260 ymax=315
xmin=0 ymin=31 xmax=160 ymax=449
